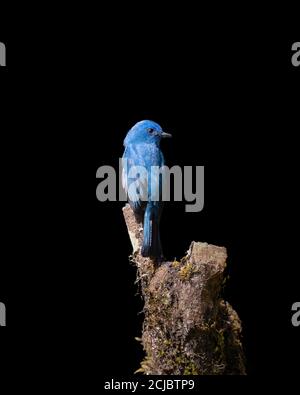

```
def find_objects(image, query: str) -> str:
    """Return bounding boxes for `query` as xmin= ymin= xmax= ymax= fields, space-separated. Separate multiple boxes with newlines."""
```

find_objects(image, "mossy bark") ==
xmin=123 ymin=204 xmax=246 ymax=375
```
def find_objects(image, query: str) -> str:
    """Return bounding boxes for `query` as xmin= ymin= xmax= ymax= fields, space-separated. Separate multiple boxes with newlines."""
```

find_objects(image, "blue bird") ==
xmin=122 ymin=120 xmax=172 ymax=259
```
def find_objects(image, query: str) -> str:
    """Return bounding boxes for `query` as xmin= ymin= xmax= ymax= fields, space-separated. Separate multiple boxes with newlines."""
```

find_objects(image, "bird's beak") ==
xmin=161 ymin=132 xmax=172 ymax=138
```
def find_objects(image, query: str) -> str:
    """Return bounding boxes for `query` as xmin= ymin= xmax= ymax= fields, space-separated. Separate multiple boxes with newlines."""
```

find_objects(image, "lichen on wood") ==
xmin=123 ymin=204 xmax=246 ymax=375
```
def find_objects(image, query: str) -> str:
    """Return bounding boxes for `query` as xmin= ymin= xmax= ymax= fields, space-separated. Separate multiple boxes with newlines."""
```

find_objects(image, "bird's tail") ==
xmin=141 ymin=204 xmax=163 ymax=259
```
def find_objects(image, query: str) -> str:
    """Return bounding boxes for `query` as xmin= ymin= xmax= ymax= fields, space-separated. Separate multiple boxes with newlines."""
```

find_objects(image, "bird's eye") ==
xmin=147 ymin=128 xmax=155 ymax=134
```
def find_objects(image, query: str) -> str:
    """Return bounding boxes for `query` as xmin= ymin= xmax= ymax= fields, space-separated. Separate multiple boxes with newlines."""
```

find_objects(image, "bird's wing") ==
xmin=146 ymin=148 xmax=165 ymax=203
xmin=122 ymin=145 xmax=148 ymax=211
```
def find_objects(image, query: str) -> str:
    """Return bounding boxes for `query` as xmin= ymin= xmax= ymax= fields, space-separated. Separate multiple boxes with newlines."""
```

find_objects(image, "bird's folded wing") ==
xmin=122 ymin=146 xmax=148 ymax=209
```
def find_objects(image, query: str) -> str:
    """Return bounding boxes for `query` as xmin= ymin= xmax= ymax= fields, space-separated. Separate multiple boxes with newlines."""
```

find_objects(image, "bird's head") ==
xmin=124 ymin=120 xmax=172 ymax=146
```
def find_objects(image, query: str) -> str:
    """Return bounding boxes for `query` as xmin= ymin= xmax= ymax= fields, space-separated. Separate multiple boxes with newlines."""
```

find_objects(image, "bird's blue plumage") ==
xmin=122 ymin=120 xmax=171 ymax=259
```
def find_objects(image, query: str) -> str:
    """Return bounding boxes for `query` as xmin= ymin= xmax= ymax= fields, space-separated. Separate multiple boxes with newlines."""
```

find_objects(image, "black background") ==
xmin=0 ymin=22 xmax=8 ymax=325
xmin=93 ymin=18 xmax=300 ymax=378
xmin=1 ymin=6 xmax=299 ymax=386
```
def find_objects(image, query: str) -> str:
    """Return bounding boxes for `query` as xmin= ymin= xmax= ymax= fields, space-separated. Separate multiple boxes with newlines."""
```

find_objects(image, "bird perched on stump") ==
xmin=122 ymin=120 xmax=172 ymax=259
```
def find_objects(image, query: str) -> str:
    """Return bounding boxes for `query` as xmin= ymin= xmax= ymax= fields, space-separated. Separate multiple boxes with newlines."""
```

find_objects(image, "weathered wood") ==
xmin=123 ymin=204 xmax=246 ymax=375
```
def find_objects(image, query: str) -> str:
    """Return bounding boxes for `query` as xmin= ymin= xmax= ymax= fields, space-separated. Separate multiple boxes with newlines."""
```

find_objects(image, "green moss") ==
xmin=134 ymin=356 xmax=153 ymax=374
xmin=172 ymin=259 xmax=180 ymax=269
xmin=179 ymin=262 xmax=194 ymax=280
xmin=183 ymin=362 xmax=198 ymax=375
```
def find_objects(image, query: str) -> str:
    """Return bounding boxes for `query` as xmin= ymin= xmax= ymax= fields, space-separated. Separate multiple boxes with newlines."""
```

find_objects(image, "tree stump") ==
xmin=123 ymin=204 xmax=246 ymax=375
